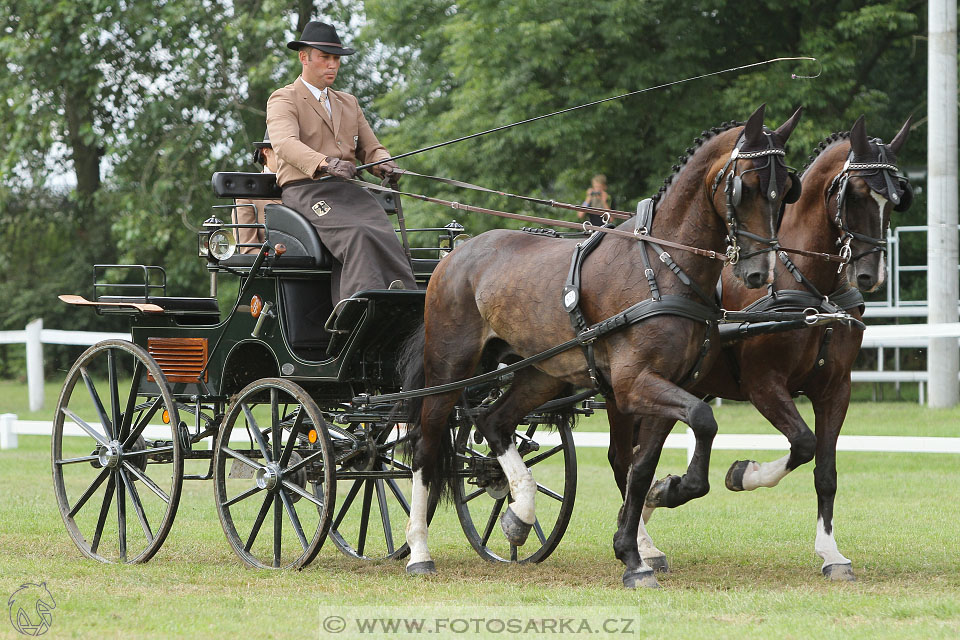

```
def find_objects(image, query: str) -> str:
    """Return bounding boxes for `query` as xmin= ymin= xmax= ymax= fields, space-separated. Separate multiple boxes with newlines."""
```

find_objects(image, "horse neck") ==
xmin=778 ymin=143 xmax=850 ymax=294
xmin=647 ymin=142 xmax=729 ymax=294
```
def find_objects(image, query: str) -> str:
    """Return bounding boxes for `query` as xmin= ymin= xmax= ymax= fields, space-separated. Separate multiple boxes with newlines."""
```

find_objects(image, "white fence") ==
xmin=0 ymin=319 xmax=128 ymax=411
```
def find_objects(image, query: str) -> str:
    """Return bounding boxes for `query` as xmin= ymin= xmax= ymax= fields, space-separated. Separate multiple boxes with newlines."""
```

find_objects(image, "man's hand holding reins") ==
xmin=324 ymin=157 xmax=357 ymax=180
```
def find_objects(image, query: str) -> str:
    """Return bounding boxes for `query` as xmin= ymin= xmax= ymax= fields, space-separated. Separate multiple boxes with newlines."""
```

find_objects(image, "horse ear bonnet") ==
xmin=783 ymin=170 xmax=802 ymax=204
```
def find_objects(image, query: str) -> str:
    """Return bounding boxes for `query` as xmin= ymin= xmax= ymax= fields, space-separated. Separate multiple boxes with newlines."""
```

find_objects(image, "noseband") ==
xmin=710 ymin=132 xmax=787 ymax=265
xmin=827 ymin=141 xmax=905 ymax=267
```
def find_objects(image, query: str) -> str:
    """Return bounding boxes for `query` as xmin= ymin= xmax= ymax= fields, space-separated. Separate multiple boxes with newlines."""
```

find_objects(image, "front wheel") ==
xmin=213 ymin=378 xmax=335 ymax=569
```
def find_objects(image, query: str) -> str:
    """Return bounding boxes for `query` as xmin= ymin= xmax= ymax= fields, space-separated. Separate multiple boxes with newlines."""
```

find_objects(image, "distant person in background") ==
xmin=233 ymin=132 xmax=281 ymax=254
xmin=578 ymin=174 xmax=611 ymax=227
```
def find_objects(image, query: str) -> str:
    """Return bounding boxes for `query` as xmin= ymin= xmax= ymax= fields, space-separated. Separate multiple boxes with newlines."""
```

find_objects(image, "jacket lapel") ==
xmin=330 ymin=88 xmax=343 ymax=138
xmin=295 ymin=77 xmax=334 ymax=134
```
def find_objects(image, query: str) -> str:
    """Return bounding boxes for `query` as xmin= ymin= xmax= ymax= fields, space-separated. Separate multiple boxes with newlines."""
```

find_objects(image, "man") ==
xmin=266 ymin=20 xmax=416 ymax=303
xmin=233 ymin=132 xmax=281 ymax=254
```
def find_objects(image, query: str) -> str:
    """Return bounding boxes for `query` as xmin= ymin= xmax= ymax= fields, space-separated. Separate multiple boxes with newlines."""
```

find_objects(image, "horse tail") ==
xmin=396 ymin=322 xmax=457 ymax=502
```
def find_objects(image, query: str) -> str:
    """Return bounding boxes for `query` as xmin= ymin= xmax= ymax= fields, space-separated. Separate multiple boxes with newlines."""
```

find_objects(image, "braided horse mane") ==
xmin=650 ymin=121 xmax=744 ymax=206
xmin=800 ymin=130 xmax=851 ymax=176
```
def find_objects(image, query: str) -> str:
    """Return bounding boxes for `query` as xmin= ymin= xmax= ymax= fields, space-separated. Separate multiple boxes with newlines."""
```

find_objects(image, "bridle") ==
xmin=710 ymin=131 xmax=791 ymax=265
xmin=825 ymin=141 xmax=907 ymax=268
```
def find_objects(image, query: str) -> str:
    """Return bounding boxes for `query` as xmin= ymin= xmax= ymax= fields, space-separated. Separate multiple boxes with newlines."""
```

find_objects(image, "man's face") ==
xmin=261 ymin=147 xmax=278 ymax=173
xmin=300 ymin=48 xmax=341 ymax=89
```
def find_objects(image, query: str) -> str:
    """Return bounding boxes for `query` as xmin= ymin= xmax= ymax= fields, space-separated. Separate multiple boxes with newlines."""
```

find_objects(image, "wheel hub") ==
xmin=255 ymin=463 xmax=281 ymax=491
xmin=97 ymin=441 xmax=123 ymax=469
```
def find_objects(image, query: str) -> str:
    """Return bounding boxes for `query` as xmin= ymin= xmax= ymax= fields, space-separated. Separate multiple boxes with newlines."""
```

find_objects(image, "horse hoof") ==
xmin=500 ymin=506 xmax=532 ymax=546
xmin=725 ymin=460 xmax=754 ymax=491
xmin=406 ymin=561 xmax=437 ymax=576
xmin=644 ymin=474 xmax=680 ymax=508
xmin=643 ymin=555 xmax=669 ymax=573
xmin=622 ymin=568 xmax=660 ymax=589
xmin=822 ymin=563 xmax=856 ymax=582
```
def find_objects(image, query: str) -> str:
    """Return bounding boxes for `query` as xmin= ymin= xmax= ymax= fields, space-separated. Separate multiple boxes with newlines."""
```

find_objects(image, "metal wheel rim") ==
xmin=51 ymin=339 xmax=183 ymax=564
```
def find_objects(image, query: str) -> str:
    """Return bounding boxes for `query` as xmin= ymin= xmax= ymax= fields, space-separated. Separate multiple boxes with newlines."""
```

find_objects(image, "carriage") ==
xmin=51 ymin=172 xmax=582 ymax=569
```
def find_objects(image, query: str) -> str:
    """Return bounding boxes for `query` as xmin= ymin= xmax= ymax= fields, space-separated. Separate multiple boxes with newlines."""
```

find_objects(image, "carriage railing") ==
xmin=92 ymin=264 xmax=167 ymax=303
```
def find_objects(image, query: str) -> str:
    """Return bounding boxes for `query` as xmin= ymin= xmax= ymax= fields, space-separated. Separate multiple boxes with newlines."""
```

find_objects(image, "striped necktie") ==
xmin=319 ymin=91 xmax=332 ymax=117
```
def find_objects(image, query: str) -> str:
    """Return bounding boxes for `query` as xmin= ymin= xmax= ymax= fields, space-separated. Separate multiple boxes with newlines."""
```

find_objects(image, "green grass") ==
xmin=2 ymin=381 xmax=960 ymax=638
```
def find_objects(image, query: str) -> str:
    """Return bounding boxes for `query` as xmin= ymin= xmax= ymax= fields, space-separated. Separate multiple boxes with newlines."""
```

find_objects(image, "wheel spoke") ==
xmin=273 ymin=494 xmax=282 ymax=568
xmin=90 ymin=474 xmax=117 ymax=555
xmin=62 ymin=407 xmax=109 ymax=447
xmin=241 ymin=404 xmax=272 ymax=463
xmin=221 ymin=446 xmax=265 ymax=472
xmin=271 ymin=389 xmax=281 ymax=461
xmin=116 ymin=470 xmax=127 ymax=562
xmin=524 ymin=445 xmax=563 ymax=468
xmin=280 ymin=489 xmax=309 ymax=553
xmin=280 ymin=480 xmax=324 ymax=509
xmin=107 ymin=349 xmax=122 ymax=441
xmin=119 ymin=361 xmax=144 ymax=440
xmin=122 ymin=397 xmax=163 ymax=449
xmin=462 ymin=487 xmax=486 ymax=503
xmin=283 ymin=449 xmax=325 ymax=476
xmin=536 ymin=483 xmax=563 ymax=502
xmin=244 ymin=493 xmax=273 ymax=552
xmin=67 ymin=466 xmax=110 ymax=517
xmin=121 ymin=461 xmax=170 ymax=504
xmin=221 ymin=484 xmax=264 ymax=508
xmin=278 ymin=409 xmax=305 ymax=467
xmin=385 ymin=478 xmax=411 ymax=515
xmin=333 ymin=480 xmax=363 ymax=529
xmin=375 ymin=479 xmax=395 ymax=556
xmin=120 ymin=468 xmax=153 ymax=543
xmin=480 ymin=497 xmax=505 ymax=547
xmin=56 ymin=454 xmax=100 ymax=466
xmin=81 ymin=367 xmax=114 ymax=440
xmin=138 ymin=445 xmax=175 ymax=458
xmin=357 ymin=481 xmax=374 ymax=557
xmin=533 ymin=518 xmax=546 ymax=545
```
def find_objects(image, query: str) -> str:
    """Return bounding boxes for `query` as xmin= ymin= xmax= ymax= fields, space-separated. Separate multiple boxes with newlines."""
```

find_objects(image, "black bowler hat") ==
xmin=287 ymin=21 xmax=355 ymax=56
xmin=252 ymin=131 xmax=271 ymax=165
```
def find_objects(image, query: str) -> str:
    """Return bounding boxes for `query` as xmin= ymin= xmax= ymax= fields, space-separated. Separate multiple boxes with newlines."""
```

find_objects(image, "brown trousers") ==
xmin=281 ymin=179 xmax=416 ymax=304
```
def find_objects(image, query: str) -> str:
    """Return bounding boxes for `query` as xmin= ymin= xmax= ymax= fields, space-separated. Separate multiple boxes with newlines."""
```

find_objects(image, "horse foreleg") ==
xmin=809 ymin=379 xmax=855 ymax=581
xmin=726 ymin=381 xmax=817 ymax=491
xmin=405 ymin=469 xmax=435 ymax=574
xmin=607 ymin=395 xmax=668 ymax=572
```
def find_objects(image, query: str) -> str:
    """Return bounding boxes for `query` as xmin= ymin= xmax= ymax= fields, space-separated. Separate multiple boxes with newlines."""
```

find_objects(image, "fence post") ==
xmin=0 ymin=414 xmax=17 ymax=450
xmin=25 ymin=319 xmax=45 ymax=412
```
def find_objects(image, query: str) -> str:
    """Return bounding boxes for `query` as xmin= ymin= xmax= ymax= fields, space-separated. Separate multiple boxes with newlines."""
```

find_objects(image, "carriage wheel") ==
xmin=51 ymin=339 xmax=183 ymax=564
xmin=213 ymin=378 xmax=335 ymax=569
xmin=453 ymin=413 xmax=577 ymax=563
xmin=328 ymin=422 xmax=435 ymax=561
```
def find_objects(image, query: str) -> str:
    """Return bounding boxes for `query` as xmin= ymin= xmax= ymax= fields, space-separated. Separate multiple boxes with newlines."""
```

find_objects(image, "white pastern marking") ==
xmin=870 ymin=190 xmax=889 ymax=287
xmin=815 ymin=516 xmax=851 ymax=568
xmin=740 ymin=453 xmax=791 ymax=491
xmin=497 ymin=443 xmax=536 ymax=524
xmin=405 ymin=470 xmax=433 ymax=566
xmin=637 ymin=515 xmax=665 ymax=563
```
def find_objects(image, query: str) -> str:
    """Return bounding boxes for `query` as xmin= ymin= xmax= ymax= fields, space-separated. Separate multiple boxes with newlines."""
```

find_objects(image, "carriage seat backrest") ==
xmin=263 ymin=204 xmax=334 ymax=269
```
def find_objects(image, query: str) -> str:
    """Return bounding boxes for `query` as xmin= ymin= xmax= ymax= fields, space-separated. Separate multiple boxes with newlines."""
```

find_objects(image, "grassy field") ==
xmin=1 ymin=380 xmax=960 ymax=638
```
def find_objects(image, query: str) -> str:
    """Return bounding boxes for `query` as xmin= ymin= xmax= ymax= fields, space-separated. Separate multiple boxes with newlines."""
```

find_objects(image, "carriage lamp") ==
xmin=453 ymin=233 xmax=471 ymax=249
xmin=199 ymin=216 xmax=223 ymax=258
xmin=208 ymin=228 xmax=237 ymax=261
xmin=439 ymin=220 xmax=466 ymax=257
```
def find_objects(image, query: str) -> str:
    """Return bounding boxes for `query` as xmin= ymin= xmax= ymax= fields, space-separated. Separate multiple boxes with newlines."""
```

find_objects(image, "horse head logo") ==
xmin=7 ymin=582 xmax=55 ymax=636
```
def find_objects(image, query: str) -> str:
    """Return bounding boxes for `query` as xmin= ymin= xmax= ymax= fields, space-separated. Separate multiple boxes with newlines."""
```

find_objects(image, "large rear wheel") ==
xmin=52 ymin=340 xmax=183 ymax=564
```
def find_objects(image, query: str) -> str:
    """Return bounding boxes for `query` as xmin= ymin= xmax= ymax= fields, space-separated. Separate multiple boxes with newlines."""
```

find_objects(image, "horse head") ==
xmin=706 ymin=104 xmax=803 ymax=289
xmin=832 ymin=115 xmax=912 ymax=292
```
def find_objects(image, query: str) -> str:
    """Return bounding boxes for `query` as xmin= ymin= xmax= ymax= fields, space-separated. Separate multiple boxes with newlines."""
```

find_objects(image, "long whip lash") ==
xmin=356 ymin=56 xmax=820 ymax=171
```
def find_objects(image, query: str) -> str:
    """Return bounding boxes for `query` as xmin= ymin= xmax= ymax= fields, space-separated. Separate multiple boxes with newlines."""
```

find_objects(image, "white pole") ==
xmin=0 ymin=414 xmax=17 ymax=449
xmin=25 ymin=319 xmax=45 ymax=412
xmin=927 ymin=0 xmax=959 ymax=407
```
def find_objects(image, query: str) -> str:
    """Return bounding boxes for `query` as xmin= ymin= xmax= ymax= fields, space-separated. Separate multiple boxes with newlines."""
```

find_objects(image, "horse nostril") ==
xmin=857 ymin=272 xmax=875 ymax=288
xmin=745 ymin=272 xmax=765 ymax=289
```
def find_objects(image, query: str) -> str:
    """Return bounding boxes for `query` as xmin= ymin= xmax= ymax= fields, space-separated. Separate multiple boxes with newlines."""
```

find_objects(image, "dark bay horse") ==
xmin=608 ymin=116 xmax=913 ymax=581
xmin=402 ymin=104 xmax=802 ymax=588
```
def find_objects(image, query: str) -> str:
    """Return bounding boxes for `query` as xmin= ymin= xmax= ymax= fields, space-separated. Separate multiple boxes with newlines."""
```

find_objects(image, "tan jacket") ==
xmin=266 ymin=77 xmax=391 ymax=187
xmin=233 ymin=197 xmax=280 ymax=254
